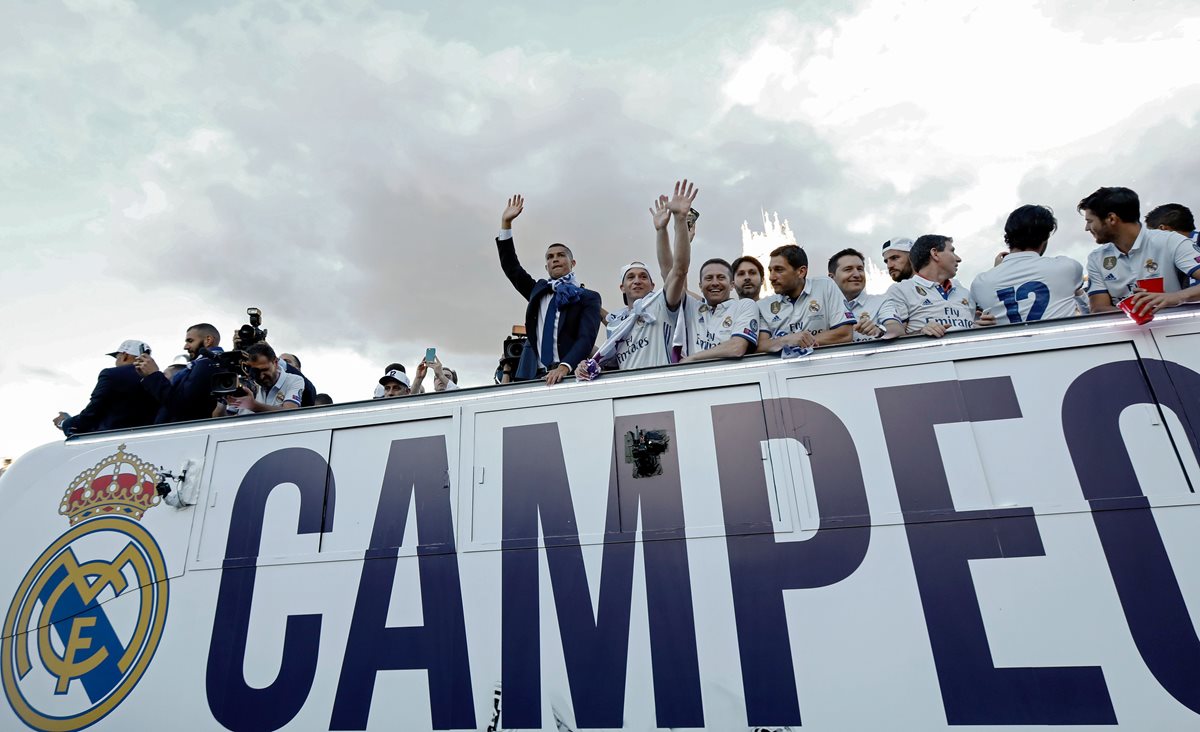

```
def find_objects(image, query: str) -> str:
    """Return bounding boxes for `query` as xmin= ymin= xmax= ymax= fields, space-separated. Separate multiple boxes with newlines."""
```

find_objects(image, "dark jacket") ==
xmin=142 ymin=352 xmax=220 ymax=424
xmin=62 ymin=364 xmax=158 ymax=436
xmin=283 ymin=361 xmax=317 ymax=407
xmin=497 ymin=236 xmax=602 ymax=373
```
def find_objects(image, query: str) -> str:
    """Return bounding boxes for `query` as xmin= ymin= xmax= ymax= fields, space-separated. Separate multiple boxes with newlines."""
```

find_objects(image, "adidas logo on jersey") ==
xmin=1104 ymin=273 xmax=1117 ymax=281
xmin=922 ymin=299 xmax=932 ymax=305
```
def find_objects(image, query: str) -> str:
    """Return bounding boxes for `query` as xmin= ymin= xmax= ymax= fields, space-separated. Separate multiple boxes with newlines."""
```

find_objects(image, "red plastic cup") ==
xmin=1136 ymin=277 xmax=1165 ymax=293
xmin=1119 ymin=296 xmax=1154 ymax=325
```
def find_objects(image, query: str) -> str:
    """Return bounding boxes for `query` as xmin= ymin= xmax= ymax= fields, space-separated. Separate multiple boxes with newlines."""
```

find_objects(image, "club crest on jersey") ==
xmin=698 ymin=303 xmax=709 ymax=314
xmin=722 ymin=316 xmax=734 ymax=328
xmin=2 ymin=445 xmax=169 ymax=731
xmin=1144 ymin=258 xmax=1159 ymax=273
xmin=770 ymin=301 xmax=782 ymax=314
xmin=914 ymin=285 xmax=928 ymax=296
xmin=808 ymin=300 xmax=821 ymax=312
xmin=961 ymin=298 xmax=969 ymax=307
xmin=1103 ymin=256 xmax=1117 ymax=270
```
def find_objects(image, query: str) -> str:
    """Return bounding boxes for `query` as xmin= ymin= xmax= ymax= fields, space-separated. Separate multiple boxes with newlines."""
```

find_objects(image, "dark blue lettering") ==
xmin=713 ymin=398 xmax=871 ymax=727
xmin=330 ymin=436 xmax=474 ymax=730
xmin=206 ymin=447 xmax=334 ymax=732
xmin=1063 ymin=358 xmax=1200 ymax=714
xmin=877 ymin=377 xmax=1115 ymax=725
xmin=501 ymin=413 xmax=702 ymax=729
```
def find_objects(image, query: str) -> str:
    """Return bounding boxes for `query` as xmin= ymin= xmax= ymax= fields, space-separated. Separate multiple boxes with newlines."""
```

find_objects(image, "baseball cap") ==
xmin=882 ymin=238 xmax=914 ymax=255
xmin=619 ymin=261 xmax=654 ymax=284
xmin=107 ymin=340 xmax=151 ymax=358
xmin=379 ymin=369 xmax=411 ymax=388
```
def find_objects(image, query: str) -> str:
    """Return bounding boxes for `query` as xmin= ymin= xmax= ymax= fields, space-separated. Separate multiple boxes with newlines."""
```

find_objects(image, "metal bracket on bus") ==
xmin=156 ymin=458 xmax=202 ymax=509
xmin=625 ymin=426 xmax=670 ymax=479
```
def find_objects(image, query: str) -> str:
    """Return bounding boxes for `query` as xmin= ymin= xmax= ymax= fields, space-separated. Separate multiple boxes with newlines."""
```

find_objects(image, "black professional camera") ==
xmin=625 ymin=427 xmax=671 ymax=478
xmin=496 ymin=325 xmax=528 ymax=381
xmin=205 ymin=349 xmax=252 ymax=397
xmin=233 ymin=307 xmax=268 ymax=351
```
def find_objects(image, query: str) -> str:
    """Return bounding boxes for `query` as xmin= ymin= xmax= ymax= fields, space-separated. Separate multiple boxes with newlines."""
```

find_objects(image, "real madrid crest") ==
xmin=770 ymin=300 xmax=782 ymax=314
xmin=914 ymin=285 xmax=928 ymax=296
xmin=808 ymin=300 xmax=821 ymax=312
xmin=1144 ymin=258 xmax=1159 ymax=273
xmin=961 ymin=298 xmax=969 ymax=307
xmin=722 ymin=315 xmax=734 ymax=328
xmin=1103 ymin=256 xmax=1117 ymax=270
xmin=2 ymin=445 xmax=169 ymax=731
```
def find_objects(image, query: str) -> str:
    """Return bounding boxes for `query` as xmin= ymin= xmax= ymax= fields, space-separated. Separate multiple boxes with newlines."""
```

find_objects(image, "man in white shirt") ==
xmin=577 ymin=180 xmax=695 ymax=377
xmin=1080 ymin=187 xmax=1200 ymax=317
xmin=224 ymin=343 xmax=305 ymax=415
xmin=971 ymin=205 xmax=1084 ymax=323
xmin=757 ymin=244 xmax=855 ymax=352
xmin=676 ymin=258 xmax=759 ymax=362
xmin=880 ymin=235 xmax=993 ymax=338
xmin=1146 ymin=203 xmax=1198 ymax=244
xmin=882 ymin=237 xmax=915 ymax=282
xmin=829 ymin=248 xmax=886 ymax=341
xmin=731 ymin=256 xmax=766 ymax=301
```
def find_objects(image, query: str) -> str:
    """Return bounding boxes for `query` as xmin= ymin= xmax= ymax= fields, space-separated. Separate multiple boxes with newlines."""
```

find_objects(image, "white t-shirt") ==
xmin=844 ymin=292 xmax=887 ymax=342
xmin=606 ymin=293 xmax=679 ymax=370
xmin=878 ymin=274 xmax=977 ymax=334
xmin=677 ymin=294 xmax=759 ymax=356
xmin=1085 ymin=225 xmax=1199 ymax=303
xmin=227 ymin=366 xmax=305 ymax=415
xmin=757 ymin=277 xmax=855 ymax=340
xmin=970 ymin=251 xmax=1084 ymax=323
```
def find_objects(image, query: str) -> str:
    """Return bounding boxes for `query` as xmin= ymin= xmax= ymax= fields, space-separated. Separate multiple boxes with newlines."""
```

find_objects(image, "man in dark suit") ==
xmin=496 ymin=194 xmax=602 ymax=384
xmin=135 ymin=323 xmax=223 ymax=423
xmin=54 ymin=340 xmax=159 ymax=436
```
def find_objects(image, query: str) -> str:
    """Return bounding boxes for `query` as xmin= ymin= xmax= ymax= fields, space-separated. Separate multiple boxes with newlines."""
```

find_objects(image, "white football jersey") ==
xmin=677 ymin=295 xmax=759 ymax=356
xmin=878 ymin=275 xmax=977 ymax=334
xmin=845 ymin=292 xmax=887 ymax=342
xmin=970 ymin=251 xmax=1084 ymax=323
xmin=757 ymin=277 xmax=855 ymax=340
xmin=1086 ymin=226 xmax=1199 ymax=303
xmin=606 ymin=293 xmax=679 ymax=370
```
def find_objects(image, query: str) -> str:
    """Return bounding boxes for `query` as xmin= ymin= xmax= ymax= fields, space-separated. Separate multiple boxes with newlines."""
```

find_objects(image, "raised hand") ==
xmin=665 ymin=179 xmax=698 ymax=216
xmin=649 ymin=195 xmax=670 ymax=230
xmin=501 ymin=195 xmax=524 ymax=228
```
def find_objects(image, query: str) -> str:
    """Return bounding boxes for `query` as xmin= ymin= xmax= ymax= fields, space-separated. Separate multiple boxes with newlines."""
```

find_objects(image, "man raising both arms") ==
xmin=1080 ymin=187 xmax=1200 ymax=317
xmin=577 ymin=180 xmax=695 ymax=378
xmin=756 ymin=245 xmax=855 ymax=353
xmin=971 ymin=205 xmax=1083 ymax=323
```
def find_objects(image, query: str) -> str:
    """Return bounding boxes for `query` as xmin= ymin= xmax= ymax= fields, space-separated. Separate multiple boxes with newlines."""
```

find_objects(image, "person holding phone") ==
xmin=412 ymin=351 xmax=460 ymax=393
xmin=495 ymin=195 xmax=602 ymax=385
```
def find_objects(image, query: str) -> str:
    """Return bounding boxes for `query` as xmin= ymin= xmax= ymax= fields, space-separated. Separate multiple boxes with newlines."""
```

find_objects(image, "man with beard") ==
xmin=135 ymin=323 xmax=223 ymax=423
xmin=731 ymin=256 xmax=765 ymax=301
xmin=1080 ymin=187 xmax=1200 ymax=316
xmin=756 ymin=244 xmax=855 ymax=353
xmin=223 ymin=342 xmax=305 ymax=415
xmin=882 ymin=238 xmax=915 ymax=282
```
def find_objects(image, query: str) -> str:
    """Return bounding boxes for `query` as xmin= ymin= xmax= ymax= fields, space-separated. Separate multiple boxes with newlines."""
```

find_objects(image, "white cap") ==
xmin=107 ymin=340 xmax=151 ymax=358
xmin=619 ymin=261 xmax=653 ymax=284
xmin=882 ymin=238 xmax=914 ymax=255
xmin=379 ymin=369 xmax=411 ymax=388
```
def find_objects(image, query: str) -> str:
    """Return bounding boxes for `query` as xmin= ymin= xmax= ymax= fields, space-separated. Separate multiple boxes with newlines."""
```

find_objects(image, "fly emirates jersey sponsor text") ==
xmin=757 ymin=277 xmax=854 ymax=339
xmin=970 ymin=251 xmax=1084 ymax=323
xmin=879 ymin=274 xmax=977 ymax=334
xmin=606 ymin=293 xmax=679 ymax=369
xmin=677 ymin=294 xmax=759 ymax=356
xmin=1086 ymin=225 xmax=1200 ymax=303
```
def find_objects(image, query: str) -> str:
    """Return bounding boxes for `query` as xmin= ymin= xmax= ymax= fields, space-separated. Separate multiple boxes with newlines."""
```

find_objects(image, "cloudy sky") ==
xmin=2 ymin=0 xmax=1198 ymax=461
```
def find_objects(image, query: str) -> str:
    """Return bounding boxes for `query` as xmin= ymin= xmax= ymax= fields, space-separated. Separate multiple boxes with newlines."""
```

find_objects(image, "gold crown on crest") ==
xmin=59 ymin=444 xmax=162 ymax=525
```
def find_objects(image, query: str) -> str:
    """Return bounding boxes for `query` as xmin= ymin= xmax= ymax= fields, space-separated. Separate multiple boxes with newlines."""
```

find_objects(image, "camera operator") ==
xmin=279 ymin=352 xmax=317 ymax=407
xmin=53 ymin=340 xmax=158 ymax=436
xmin=135 ymin=323 xmax=223 ymax=423
xmin=222 ymin=343 xmax=305 ymax=415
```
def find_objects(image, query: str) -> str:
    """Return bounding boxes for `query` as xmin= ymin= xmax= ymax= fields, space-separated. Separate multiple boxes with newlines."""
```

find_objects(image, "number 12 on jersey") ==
xmin=996 ymin=281 xmax=1050 ymax=323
